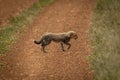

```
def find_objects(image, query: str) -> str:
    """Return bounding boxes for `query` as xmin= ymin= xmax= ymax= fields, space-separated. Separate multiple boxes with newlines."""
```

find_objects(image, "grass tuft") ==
xmin=0 ymin=0 xmax=54 ymax=54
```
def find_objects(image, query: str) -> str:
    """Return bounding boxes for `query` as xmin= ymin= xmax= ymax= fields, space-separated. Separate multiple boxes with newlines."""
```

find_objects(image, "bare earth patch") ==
xmin=0 ymin=0 xmax=94 ymax=80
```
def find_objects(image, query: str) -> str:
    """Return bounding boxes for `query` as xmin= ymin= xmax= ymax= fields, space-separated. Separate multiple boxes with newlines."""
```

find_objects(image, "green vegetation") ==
xmin=0 ymin=0 xmax=54 ymax=54
xmin=0 ymin=62 xmax=5 ymax=69
xmin=90 ymin=0 xmax=120 ymax=80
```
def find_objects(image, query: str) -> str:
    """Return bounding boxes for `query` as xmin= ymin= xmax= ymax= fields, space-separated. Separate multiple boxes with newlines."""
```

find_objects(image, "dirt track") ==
xmin=0 ymin=0 xmax=94 ymax=80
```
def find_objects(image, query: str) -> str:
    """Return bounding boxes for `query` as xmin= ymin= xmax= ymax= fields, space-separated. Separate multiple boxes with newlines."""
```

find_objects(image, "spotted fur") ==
xmin=34 ymin=31 xmax=78 ymax=53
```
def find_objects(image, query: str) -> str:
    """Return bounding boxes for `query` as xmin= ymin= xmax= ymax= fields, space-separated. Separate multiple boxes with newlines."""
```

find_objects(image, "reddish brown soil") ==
xmin=0 ymin=0 xmax=38 ymax=26
xmin=0 ymin=0 xmax=94 ymax=80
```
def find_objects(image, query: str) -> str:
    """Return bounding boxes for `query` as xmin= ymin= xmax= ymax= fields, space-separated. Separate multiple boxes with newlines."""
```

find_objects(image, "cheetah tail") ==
xmin=34 ymin=40 xmax=42 ymax=44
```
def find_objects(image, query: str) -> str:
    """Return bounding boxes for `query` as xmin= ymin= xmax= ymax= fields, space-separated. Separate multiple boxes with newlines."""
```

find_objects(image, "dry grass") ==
xmin=90 ymin=0 xmax=120 ymax=80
